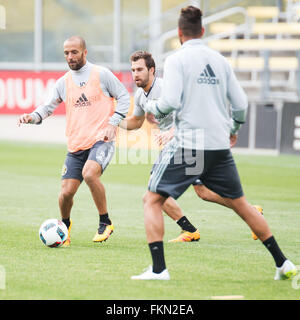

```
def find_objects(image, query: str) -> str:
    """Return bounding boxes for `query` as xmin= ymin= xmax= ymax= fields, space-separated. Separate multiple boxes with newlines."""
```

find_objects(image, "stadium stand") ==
xmin=204 ymin=3 xmax=300 ymax=103
xmin=161 ymin=2 xmax=299 ymax=153
xmin=246 ymin=6 xmax=280 ymax=21
xmin=226 ymin=56 xmax=298 ymax=70
xmin=208 ymin=39 xmax=300 ymax=51
xmin=166 ymin=3 xmax=300 ymax=100
xmin=209 ymin=22 xmax=300 ymax=38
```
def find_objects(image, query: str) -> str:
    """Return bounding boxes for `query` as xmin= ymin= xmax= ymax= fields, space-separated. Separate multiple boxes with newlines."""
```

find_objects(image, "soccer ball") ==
xmin=39 ymin=219 xmax=68 ymax=248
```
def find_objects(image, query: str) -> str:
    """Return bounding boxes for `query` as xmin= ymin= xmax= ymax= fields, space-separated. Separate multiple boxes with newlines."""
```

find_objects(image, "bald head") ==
xmin=64 ymin=36 xmax=86 ymax=50
xmin=63 ymin=36 xmax=87 ymax=70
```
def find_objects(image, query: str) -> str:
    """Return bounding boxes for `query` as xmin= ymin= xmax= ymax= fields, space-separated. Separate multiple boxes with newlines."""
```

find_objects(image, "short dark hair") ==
xmin=178 ymin=6 xmax=203 ymax=37
xmin=130 ymin=50 xmax=155 ymax=72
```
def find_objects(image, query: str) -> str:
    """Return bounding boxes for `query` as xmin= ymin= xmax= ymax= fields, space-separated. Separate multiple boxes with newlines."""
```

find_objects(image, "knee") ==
xmin=60 ymin=187 xmax=76 ymax=201
xmin=82 ymin=161 xmax=102 ymax=185
xmin=143 ymin=191 xmax=162 ymax=208
xmin=82 ymin=170 xmax=97 ymax=185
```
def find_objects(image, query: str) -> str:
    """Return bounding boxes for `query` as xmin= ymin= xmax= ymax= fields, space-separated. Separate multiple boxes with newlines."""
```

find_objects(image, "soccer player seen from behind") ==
xmin=123 ymin=50 xmax=264 ymax=243
xmin=18 ymin=36 xmax=130 ymax=246
xmin=131 ymin=6 xmax=297 ymax=281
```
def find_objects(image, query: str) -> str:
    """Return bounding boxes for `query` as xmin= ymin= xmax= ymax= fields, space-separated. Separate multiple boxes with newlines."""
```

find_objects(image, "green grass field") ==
xmin=0 ymin=140 xmax=299 ymax=300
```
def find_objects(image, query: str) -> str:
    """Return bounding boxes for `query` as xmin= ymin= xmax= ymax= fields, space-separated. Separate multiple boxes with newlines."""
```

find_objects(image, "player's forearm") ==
xmin=227 ymin=64 xmax=248 ymax=135
xmin=109 ymin=91 xmax=130 ymax=126
xmin=29 ymin=103 xmax=58 ymax=124
xmin=231 ymin=109 xmax=247 ymax=135
xmin=115 ymin=91 xmax=130 ymax=116
xmin=119 ymin=116 xmax=144 ymax=130
xmin=145 ymin=99 xmax=175 ymax=119
xmin=103 ymin=68 xmax=130 ymax=127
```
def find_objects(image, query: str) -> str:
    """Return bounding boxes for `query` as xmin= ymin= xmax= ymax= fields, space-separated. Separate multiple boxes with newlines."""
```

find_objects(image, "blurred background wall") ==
xmin=0 ymin=0 xmax=300 ymax=154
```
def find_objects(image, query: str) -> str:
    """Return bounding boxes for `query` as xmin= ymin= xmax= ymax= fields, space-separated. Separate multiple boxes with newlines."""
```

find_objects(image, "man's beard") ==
xmin=136 ymin=76 xmax=149 ymax=89
xmin=68 ymin=54 xmax=85 ymax=70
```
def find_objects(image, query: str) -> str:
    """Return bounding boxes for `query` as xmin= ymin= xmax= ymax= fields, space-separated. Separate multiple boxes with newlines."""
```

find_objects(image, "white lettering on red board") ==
xmin=0 ymin=77 xmax=56 ymax=110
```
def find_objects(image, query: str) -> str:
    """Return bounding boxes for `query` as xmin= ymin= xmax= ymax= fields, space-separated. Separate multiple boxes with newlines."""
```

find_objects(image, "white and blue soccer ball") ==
xmin=39 ymin=219 xmax=68 ymax=248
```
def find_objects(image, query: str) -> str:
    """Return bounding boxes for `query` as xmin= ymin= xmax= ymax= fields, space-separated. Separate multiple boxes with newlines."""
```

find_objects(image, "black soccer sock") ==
xmin=149 ymin=241 xmax=166 ymax=274
xmin=62 ymin=218 xmax=70 ymax=229
xmin=176 ymin=216 xmax=197 ymax=233
xmin=263 ymin=236 xmax=287 ymax=267
xmin=99 ymin=213 xmax=111 ymax=225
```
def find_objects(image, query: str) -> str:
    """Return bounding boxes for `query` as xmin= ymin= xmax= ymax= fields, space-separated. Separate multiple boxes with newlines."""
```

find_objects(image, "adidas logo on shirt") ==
xmin=197 ymin=64 xmax=220 ymax=85
xmin=74 ymin=93 xmax=91 ymax=107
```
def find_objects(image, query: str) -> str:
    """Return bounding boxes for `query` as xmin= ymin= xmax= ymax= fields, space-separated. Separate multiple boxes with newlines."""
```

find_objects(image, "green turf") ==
xmin=0 ymin=141 xmax=299 ymax=300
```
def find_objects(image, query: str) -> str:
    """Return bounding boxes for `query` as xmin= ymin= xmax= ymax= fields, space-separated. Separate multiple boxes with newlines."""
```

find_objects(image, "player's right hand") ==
xmin=17 ymin=113 xmax=33 ymax=126
xmin=230 ymin=133 xmax=238 ymax=147
xmin=154 ymin=127 xmax=174 ymax=147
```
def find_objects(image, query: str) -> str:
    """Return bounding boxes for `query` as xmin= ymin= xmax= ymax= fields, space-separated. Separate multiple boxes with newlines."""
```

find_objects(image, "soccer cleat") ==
xmin=251 ymin=205 xmax=263 ymax=240
xmin=168 ymin=229 xmax=200 ymax=243
xmin=131 ymin=266 xmax=170 ymax=280
xmin=274 ymin=260 xmax=297 ymax=280
xmin=93 ymin=223 xmax=114 ymax=242
xmin=62 ymin=219 xmax=72 ymax=247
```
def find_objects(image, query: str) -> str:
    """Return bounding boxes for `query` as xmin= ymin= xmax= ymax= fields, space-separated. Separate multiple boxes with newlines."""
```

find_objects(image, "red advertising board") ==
xmin=0 ymin=70 xmax=133 ymax=115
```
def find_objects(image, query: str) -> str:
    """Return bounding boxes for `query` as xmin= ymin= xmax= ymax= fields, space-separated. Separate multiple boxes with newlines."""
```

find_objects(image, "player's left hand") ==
xmin=101 ymin=124 xmax=117 ymax=142
xmin=17 ymin=113 xmax=33 ymax=126
xmin=230 ymin=133 xmax=238 ymax=147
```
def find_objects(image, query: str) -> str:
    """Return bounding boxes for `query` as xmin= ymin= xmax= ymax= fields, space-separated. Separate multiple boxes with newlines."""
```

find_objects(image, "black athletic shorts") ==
xmin=148 ymin=145 xmax=243 ymax=200
xmin=61 ymin=141 xmax=115 ymax=182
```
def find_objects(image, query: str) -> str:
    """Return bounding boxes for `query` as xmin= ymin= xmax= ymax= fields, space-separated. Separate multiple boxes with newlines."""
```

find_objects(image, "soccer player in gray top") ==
xmin=124 ymin=50 xmax=264 ymax=243
xmin=131 ymin=6 xmax=296 ymax=280
xmin=120 ymin=50 xmax=201 ymax=243
xmin=18 ymin=36 xmax=130 ymax=246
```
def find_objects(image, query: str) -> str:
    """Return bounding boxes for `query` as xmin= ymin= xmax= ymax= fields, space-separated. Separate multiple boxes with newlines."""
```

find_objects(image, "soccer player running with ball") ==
xmin=131 ymin=6 xmax=297 ymax=280
xmin=18 ymin=36 xmax=130 ymax=246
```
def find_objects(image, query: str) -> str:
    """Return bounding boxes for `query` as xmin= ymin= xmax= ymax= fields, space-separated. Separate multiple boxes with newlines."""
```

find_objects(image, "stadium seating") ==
xmin=208 ymin=39 xmax=300 ymax=51
xmin=246 ymin=6 xmax=279 ymax=20
xmin=204 ymin=3 xmax=300 ymax=102
xmin=209 ymin=22 xmax=300 ymax=37
xmin=226 ymin=57 xmax=298 ymax=71
xmin=165 ymin=4 xmax=300 ymax=102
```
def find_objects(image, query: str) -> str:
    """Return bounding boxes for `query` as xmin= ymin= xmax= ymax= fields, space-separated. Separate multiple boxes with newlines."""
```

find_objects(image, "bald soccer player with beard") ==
xmin=18 ymin=36 xmax=130 ymax=246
